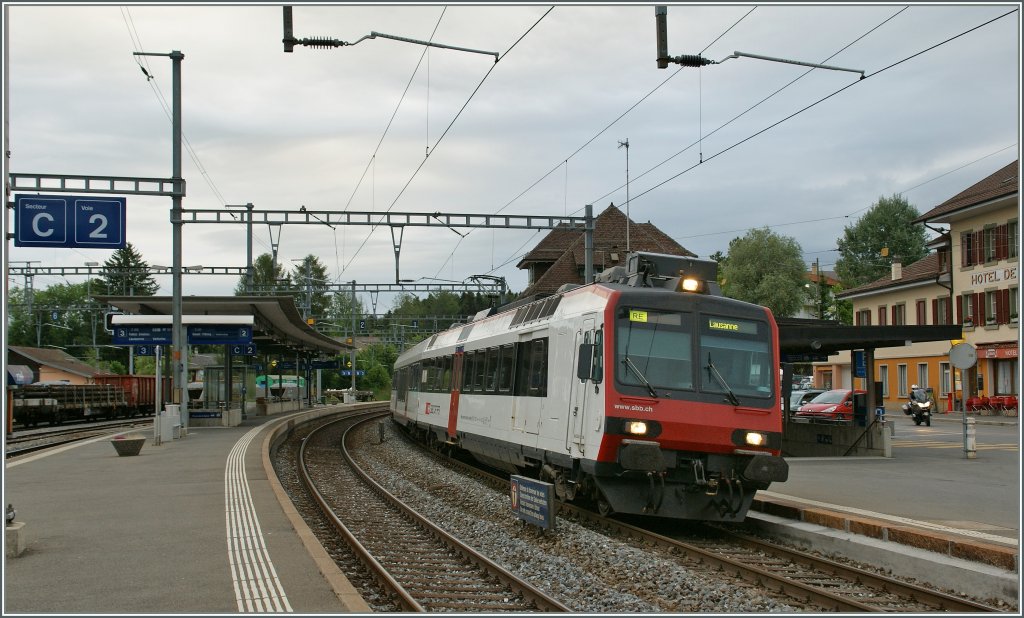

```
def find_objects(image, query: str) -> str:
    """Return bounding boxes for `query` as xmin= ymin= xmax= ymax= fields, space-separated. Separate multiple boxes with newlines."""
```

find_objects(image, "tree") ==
xmin=95 ymin=243 xmax=159 ymax=296
xmin=289 ymin=255 xmax=332 ymax=319
xmin=720 ymin=227 xmax=807 ymax=318
xmin=835 ymin=194 xmax=928 ymax=289
xmin=235 ymin=253 xmax=290 ymax=295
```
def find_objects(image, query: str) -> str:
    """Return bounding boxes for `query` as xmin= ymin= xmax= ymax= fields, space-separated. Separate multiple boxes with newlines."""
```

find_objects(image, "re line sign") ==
xmin=14 ymin=194 xmax=127 ymax=249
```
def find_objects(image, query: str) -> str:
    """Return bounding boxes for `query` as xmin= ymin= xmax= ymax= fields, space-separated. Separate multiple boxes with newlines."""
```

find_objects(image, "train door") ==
xmin=568 ymin=316 xmax=597 ymax=455
xmin=447 ymin=350 xmax=464 ymax=440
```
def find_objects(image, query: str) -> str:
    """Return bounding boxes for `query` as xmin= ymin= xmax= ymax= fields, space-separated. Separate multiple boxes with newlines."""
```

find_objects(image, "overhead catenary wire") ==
xmin=120 ymin=6 xmax=275 ymax=264
xmin=338 ymin=6 xmax=554 ymax=278
xmin=615 ymin=7 xmax=1018 ymax=215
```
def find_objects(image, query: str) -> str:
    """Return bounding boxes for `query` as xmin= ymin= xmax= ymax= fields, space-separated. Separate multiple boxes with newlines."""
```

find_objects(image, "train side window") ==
xmin=484 ymin=347 xmax=500 ymax=392
xmin=462 ymin=353 xmax=474 ymax=392
xmin=428 ymin=357 xmax=439 ymax=392
xmin=473 ymin=350 xmax=487 ymax=393
xmin=396 ymin=367 xmax=407 ymax=402
xmin=592 ymin=329 xmax=604 ymax=383
xmin=528 ymin=338 xmax=548 ymax=397
xmin=441 ymin=356 xmax=452 ymax=392
xmin=408 ymin=363 xmax=419 ymax=392
xmin=497 ymin=345 xmax=515 ymax=393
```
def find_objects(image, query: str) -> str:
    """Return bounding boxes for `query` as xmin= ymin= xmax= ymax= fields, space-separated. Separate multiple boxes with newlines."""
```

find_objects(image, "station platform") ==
xmin=3 ymin=404 xmax=370 ymax=614
xmin=4 ymin=406 xmax=1018 ymax=612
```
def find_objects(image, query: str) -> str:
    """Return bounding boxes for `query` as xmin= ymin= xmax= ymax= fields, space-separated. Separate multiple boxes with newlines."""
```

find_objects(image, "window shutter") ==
xmin=974 ymin=293 xmax=983 ymax=322
xmin=997 ymin=225 xmax=1008 ymax=260
xmin=932 ymin=299 xmax=938 ymax=325
xmin=999 ymin=289 xmax=1010 ymax=323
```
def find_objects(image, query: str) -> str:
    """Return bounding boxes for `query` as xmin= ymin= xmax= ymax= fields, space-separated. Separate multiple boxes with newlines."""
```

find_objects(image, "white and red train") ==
xmin=390 ymin=252 xmax=788 ymax=521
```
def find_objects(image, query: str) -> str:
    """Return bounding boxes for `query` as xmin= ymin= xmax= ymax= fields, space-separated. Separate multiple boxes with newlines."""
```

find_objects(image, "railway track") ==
xmin=395 ymin=422 xmax=1005 ymax=613
xmin=297 ymin=411 xmax=570 ymax=612
xmin=5 ymin=420 xmax=152 ymax=458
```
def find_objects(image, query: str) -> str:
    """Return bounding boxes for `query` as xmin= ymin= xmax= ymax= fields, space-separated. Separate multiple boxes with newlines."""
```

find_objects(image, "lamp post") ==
xmin=135 ymin=48 xmax=186 ymax=434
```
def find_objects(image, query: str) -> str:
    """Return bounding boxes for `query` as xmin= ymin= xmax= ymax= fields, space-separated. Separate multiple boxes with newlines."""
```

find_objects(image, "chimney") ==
xmin=891 ymin=259 xmax=902 ymax=281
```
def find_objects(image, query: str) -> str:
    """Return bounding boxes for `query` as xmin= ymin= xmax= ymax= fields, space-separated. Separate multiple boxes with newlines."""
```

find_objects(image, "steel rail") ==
xmin=296 ymin=408 xmax=423 ymax=611
xmin=339 ymin=414 xmax=571 ymax=612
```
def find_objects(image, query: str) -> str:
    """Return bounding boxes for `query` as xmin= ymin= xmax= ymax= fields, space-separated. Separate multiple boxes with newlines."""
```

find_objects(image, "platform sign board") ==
xmin=14 ymin=194 xmax=126 ymax=249
xmin=853 ymin=350 xmax=866 ymax=378
xmin=135 ymin=345 xmax=158 ymax=356
xmin=113 ymin=325 xmax=173 ymax=345
xmin=510 ymin=475 xmax=556 ymax=532
xmin=340 ymin=369 xmax=366 ymax=377
xmin=229 ymin=343 xmax=257 ymax=356
xmin=187 ymin=325 xmax=252 ymax=345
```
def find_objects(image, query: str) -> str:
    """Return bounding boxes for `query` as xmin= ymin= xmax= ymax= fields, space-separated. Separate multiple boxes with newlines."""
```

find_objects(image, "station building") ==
xmin=815 ymin=160 xmax=1018 ymax=413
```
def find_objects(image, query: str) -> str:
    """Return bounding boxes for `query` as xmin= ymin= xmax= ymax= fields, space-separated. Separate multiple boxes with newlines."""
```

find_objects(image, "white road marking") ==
xmin=225 ymin=425 xmax=293 ymax=613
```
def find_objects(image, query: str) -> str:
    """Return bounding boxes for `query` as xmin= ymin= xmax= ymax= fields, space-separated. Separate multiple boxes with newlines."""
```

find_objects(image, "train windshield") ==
xmin=699 ymin=315 xmax=772 ymax=400
xmin=616 ymin=308 xmax=694 ymax=392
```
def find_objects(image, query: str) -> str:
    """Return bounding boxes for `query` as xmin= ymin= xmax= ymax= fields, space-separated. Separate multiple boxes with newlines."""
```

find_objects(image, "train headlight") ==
xmin=680 ymin=277 xmax=702 ymax=292
xmin=744 ymin=432 xmax=766 ymax=447
xmin=625 ymin=420 xmax=649 ymax=436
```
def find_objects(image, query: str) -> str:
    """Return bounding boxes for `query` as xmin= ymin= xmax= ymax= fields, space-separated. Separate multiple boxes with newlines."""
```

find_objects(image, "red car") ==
xmin=794 ymin=389 xmax=866 ymax=422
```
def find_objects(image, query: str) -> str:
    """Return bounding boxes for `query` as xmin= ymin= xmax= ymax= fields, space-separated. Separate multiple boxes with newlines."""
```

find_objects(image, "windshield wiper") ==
xmin=622 ymin=355 xmax=658 ymax=398
xmin=706 ymin=353 xmax=740 ymax=406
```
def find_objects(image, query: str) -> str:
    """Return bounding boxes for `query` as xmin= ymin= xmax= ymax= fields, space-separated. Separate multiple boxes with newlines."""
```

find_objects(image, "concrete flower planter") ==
xmin=111 ymin=435 xmax=146 ymax=457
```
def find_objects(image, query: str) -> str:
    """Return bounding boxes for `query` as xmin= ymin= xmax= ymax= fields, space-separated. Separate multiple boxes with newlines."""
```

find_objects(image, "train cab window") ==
xmin=616 ymin=309 xmax=693 ymax=392
xmin=699 ymin=315 xmax=772 ymax=400
xmin=497 ymin=345 xmax=515 ymax=393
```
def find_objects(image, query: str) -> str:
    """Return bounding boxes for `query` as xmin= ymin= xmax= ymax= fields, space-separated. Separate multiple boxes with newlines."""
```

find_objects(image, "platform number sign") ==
xmin=14 ymin=194 xmax=127 ymax=249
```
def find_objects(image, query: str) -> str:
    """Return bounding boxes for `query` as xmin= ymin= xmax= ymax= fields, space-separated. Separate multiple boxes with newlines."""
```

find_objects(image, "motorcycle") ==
xmin=902 ymin=388 xmax=932 ymax=426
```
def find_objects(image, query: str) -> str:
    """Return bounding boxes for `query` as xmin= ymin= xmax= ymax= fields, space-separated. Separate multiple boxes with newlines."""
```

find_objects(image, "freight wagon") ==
xmin=11 ymin=375 xmax=172 ymax=427
xmin=93 ymin=375 xmax=172 ymax=417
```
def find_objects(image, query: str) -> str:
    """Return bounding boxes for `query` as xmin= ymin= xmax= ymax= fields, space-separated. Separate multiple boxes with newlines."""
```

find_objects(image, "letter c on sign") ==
xmin=32 ymin=213 xmax=55 ymax=237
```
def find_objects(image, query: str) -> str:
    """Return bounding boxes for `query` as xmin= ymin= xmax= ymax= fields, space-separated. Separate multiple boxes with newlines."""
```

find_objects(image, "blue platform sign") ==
xmin=510 ymin=475 xmax=556 ymax=531
xmin=187 ymin=325 xmax=253 ymax=345
xmin=135 ymin=345 xmax=158 ymax=356
xmin=339 ymin=369 xmax=366 ymax=377
xmin=14 ymin=194 xmax=126 ymax=249
xmin=853 ymin=350 xmax=866 ymax=378
xmin=112 ymin=325 xmax=173 ymax=345
xmin=230 ymin=343 xmax=257 ymax=356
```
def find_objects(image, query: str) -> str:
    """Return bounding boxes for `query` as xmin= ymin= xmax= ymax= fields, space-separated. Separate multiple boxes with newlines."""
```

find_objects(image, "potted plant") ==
xmin=110 ymin=433 xmax=146 ymax=457
xmin=1011 ymin=312 xmax=1018 ymax=324
xmin=986 ymin=316 xmax=996 ymax=325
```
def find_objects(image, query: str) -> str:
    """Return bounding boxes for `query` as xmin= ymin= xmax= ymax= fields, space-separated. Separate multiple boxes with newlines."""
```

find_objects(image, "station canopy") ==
xmin=776 ymin=317 xmax=963 ymax=357
xmin=96 ymin=295 xmax=349 ymax=358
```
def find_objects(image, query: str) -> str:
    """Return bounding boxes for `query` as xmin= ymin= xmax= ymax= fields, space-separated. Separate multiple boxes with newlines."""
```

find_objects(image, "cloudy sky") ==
xmin=4 ymin=3 xmax=1020 ymax=309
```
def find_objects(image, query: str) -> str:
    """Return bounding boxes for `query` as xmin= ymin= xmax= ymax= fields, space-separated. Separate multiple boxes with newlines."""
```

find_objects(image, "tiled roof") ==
xmin=518 ymin=204 xmax=693 ymax=268
xmin=517 ymin=204 xmax=694 ymax=296
xmin=916 ymin=160 xmax=1018 ymax=222
xmin=836 ymin=253 xmax=941 ymax=298
xmin=7 ymin=346 xmax=111 ymax=379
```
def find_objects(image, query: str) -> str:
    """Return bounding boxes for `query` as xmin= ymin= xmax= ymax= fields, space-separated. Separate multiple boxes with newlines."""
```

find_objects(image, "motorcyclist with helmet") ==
xmin=902 ymin=384 xmax=933 ymax=426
